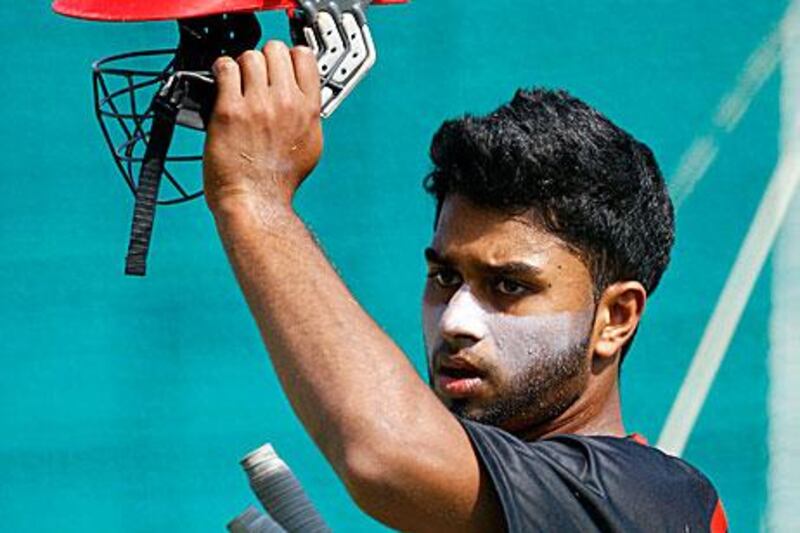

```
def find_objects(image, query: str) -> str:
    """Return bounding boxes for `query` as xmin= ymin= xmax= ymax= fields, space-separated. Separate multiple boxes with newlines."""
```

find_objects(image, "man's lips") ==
xmin=437 ymin=374 xmax=484 ymax=397
xmin=435 ymin=357 xmax=487 ymax=398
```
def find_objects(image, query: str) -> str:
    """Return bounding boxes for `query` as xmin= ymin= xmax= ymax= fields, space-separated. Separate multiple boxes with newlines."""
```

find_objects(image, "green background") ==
xmin=0 ymin=1 xmax=789 ymax=530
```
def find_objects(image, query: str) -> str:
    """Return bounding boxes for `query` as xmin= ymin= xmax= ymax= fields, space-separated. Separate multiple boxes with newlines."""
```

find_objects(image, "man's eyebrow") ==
xmin=483 ymin=262 xmax=544 ymax=277
xmin=425 ymin=247 xmax=544 ymax=276
xmin=424 ymin=247 xmax=448 ymax=264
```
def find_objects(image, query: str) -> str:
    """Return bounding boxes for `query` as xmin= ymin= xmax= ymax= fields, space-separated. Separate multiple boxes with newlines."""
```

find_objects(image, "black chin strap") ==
xmin=124 ymin=95 xmax=179 ymax=276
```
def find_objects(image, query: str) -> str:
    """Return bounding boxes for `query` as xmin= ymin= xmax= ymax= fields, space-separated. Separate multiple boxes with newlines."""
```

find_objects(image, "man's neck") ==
xmin=518 ymin=379 xmax=626 ymax=441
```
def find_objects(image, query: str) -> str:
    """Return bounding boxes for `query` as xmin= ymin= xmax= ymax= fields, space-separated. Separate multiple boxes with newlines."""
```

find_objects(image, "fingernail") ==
xmin=213 ymin=56 xmax=232 ymax=73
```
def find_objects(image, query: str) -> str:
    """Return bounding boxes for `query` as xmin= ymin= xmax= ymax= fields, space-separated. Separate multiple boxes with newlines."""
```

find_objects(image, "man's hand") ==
xmin=203 ymin=41 xmax=323 ymax=214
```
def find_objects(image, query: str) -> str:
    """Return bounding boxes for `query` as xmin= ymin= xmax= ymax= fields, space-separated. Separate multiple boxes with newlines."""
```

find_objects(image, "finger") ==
xmin=212 ymin=56 xmax=243 ymax=103
xmin=263 ymin=40 xmax=295 ymax=90
xmin=236 ymin=50 xmax=268 ymax=100
xmin=291 ymin=46 xmax=322 ymax=105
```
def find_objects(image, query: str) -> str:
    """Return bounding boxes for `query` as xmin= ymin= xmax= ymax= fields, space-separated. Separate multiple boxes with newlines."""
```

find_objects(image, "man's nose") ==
xmin=439 ymin=285 xmax=489 ymax=346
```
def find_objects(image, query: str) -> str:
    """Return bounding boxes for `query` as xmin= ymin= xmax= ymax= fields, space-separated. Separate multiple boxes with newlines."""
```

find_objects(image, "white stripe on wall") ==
xmin=670 ymin=28 xmax=780 ymax=210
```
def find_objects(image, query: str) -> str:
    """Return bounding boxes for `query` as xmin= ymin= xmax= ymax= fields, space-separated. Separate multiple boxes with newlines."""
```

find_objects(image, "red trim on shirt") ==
xmin=628 ymin=433 xmax=648 ymax=445
xmin=623 ymin=433 xmax=727 ymax=532
xmin=710 ymin=499 xmax=728 ymax=533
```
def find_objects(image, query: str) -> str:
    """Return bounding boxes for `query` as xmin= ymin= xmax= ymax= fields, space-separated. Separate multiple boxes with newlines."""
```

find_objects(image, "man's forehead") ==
xmin=433 ymin=195 xmax=567 ymax=261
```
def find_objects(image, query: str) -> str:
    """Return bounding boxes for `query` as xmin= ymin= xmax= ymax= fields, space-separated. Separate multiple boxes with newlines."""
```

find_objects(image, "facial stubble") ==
xmin=425 ymin=304 xmax=596 ymax=431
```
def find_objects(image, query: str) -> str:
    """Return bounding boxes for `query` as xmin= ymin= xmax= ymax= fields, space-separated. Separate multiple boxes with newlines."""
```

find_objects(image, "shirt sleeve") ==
xmin=460 ymin=418 xmax=607 ymax=532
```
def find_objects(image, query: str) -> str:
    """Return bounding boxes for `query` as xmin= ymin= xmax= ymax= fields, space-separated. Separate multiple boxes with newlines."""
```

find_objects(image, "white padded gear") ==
xmin=291 ymin=1 xmax=377 ymax=117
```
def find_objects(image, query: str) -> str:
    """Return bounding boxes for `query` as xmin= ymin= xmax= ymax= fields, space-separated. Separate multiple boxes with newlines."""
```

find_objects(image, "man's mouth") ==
xmin=435 ymin=358 xmax=487 ymax=398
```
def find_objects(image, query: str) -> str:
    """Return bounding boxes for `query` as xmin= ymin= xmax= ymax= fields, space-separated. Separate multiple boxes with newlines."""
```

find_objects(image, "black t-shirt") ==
xmin=461 ymin=419 xmax=728 ymax=532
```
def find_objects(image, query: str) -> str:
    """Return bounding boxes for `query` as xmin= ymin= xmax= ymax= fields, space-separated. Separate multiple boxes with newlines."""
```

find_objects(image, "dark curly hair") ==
xmin=424 ymin=89 xmax=675 ymax=353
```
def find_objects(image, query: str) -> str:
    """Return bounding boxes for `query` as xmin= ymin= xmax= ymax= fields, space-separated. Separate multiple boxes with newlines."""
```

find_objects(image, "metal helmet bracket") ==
xmin=172 ymin=13 xmax=263 ymax=129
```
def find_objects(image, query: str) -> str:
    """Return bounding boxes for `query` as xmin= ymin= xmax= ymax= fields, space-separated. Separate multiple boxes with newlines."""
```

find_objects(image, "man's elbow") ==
xmin=338 ymin=444 xmax=462 ymax=532
xmin=334 ymin=431 xmax=491 ymax=533
xmin=340 ymin=445 xmax=396 ymax=515
xmin=339 ymin=442 xmax=428 ymax=528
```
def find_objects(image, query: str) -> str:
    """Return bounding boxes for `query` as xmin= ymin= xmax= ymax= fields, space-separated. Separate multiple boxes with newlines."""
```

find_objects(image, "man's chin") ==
xmin=443 ymin=394 xmax=544 ymax=432
xmin=444 ymin=397 xmax=493 ymax=423
xmin=431 ymin=382 xmax=515 ymax=425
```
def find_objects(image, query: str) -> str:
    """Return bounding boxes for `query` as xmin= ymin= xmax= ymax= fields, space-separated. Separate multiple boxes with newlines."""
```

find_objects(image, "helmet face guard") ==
xmin=93 ymin=14 xmax=261 ymax=209
xmin=54 ymin=0 xmax=408 ymax=275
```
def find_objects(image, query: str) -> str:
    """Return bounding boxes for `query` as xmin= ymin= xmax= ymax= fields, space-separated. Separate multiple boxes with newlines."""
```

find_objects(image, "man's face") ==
xmin=422 ymin=195 xmax=598 ymax=432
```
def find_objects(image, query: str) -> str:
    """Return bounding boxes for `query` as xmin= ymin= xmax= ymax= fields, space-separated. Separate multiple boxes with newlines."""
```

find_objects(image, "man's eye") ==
xmin=429 ymin=270 xmax=462 ymax=288
xmin=495 ymin=278 xmax=529 ymax=296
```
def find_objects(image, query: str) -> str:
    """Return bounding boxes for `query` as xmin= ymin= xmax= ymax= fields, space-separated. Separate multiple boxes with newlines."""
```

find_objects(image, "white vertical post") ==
xmin=767 ymin=1 xmax=800 ymax=529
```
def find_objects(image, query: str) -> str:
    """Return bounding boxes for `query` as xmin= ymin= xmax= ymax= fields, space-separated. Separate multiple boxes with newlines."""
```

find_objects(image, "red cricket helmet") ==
xmin=52 ymin=0 xmax=406 ymax=21
xmin=53 ymin=0 xmax=408 ymax=276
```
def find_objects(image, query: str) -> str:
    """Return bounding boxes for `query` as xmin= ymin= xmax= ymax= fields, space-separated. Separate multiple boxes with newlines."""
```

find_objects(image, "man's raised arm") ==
xmin=202 ymin=41 xmax=502 ymax=532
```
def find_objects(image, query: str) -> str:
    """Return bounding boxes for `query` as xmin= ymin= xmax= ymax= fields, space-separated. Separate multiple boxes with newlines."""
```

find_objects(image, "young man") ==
xmin=203 ymin=42 xmax=728 ymax=532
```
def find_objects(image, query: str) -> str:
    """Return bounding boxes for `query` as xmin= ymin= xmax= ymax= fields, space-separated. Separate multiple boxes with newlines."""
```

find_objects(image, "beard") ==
xmin=447 ymin=334 xmax=590 ymax=430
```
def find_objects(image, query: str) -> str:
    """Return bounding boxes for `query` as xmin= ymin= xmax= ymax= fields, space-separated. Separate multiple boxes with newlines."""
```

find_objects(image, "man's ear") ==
xmin=593 ymin=281 xmax=647 ymax=360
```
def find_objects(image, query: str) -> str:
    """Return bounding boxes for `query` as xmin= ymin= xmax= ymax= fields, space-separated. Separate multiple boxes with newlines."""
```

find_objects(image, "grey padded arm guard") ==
xmin=227 ymin=505 xmax=287 ymax=533
xmin=290 ymin=1 xmax=377 ymax=117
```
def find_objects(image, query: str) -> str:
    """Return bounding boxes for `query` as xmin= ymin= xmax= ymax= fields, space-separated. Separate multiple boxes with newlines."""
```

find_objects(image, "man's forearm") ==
xmin=212 ymin=201 xmax=456 ymax=472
